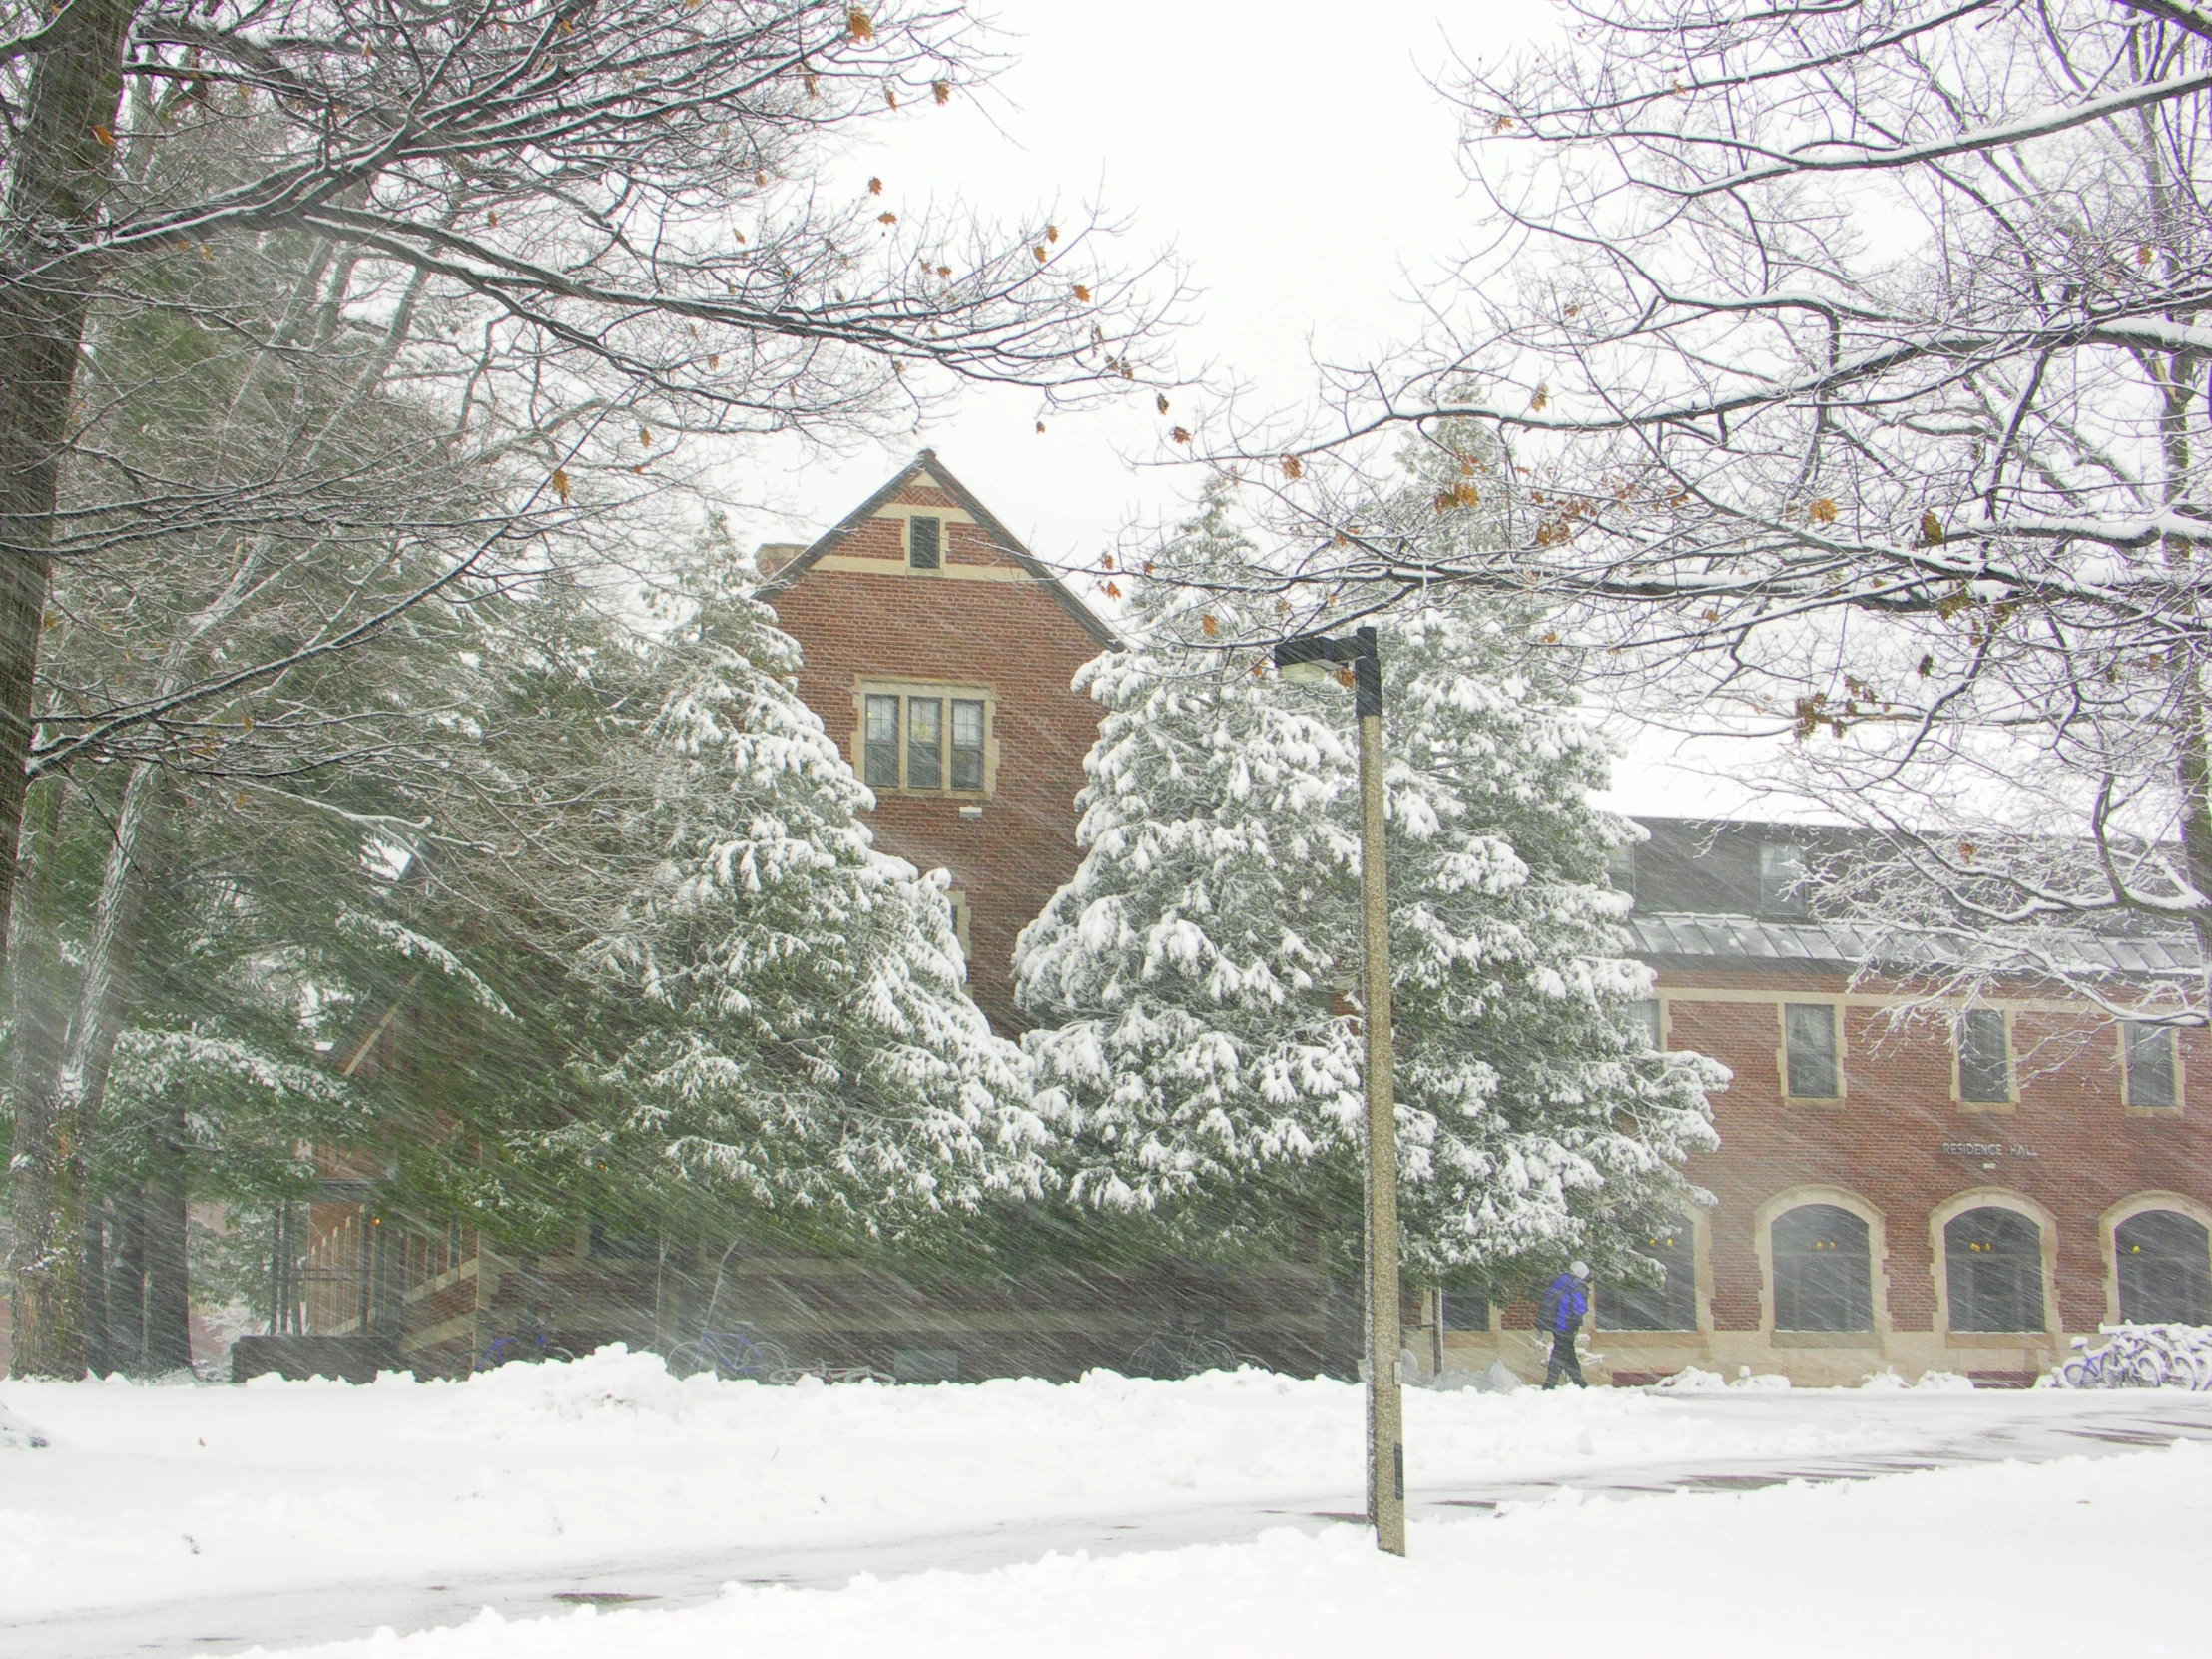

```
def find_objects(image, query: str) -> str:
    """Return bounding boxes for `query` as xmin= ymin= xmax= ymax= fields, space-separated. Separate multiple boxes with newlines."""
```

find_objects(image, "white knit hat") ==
xmin=1570 ymin=1260 xmax=1590 ymax=1279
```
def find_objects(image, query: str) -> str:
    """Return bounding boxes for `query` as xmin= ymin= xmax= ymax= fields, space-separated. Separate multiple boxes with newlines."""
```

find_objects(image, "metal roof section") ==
xmin=1626 ymin=911 xmax=2200 ymax=978
xmin=758 ymin=449 xmax=1119 ymax=648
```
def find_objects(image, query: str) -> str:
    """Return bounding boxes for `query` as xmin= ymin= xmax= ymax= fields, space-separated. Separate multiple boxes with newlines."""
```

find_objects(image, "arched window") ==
xmin=2116 ymin=1210 xmax=2212 ymax=1324
xmin=1944 ymin=1207 xmax=2045 ymax=1332
xmin=1772 ymin=1204 xmax=1873 ymax=1332
xmin=1605 ymin=1222 xmax=1698 ymax=1331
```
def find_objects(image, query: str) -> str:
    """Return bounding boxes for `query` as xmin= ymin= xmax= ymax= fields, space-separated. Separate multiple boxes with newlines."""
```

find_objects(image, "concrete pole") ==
xmin=1273 ymin=624 xmax=1405 ymax=1558
xmin=1355 ymin=657 xmax=1405 ymax=1558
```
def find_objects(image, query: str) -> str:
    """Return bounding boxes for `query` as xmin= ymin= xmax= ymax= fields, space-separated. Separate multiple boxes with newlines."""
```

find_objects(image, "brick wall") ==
xmin=764 ymin=476 xmax=1107 ymax=1030
xmin=1435 ymin=963 xmax=2212 ymax=1385
xmin=1658 ymin=969 xmax=2212 ymax=1338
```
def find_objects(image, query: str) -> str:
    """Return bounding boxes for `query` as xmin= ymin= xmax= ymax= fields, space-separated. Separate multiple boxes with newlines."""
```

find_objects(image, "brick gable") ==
xmin=760 ymin=452 xmax=1111 ymax=1030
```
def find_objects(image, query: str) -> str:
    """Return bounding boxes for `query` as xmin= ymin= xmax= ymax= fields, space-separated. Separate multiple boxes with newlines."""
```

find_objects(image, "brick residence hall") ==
xmin=254 ymin=452 xmax=2212 ymax=1389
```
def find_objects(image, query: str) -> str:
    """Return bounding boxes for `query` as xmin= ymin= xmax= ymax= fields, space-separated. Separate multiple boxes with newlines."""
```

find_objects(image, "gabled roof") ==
xmin=760 ymin=449 xmax=1117 ymax=648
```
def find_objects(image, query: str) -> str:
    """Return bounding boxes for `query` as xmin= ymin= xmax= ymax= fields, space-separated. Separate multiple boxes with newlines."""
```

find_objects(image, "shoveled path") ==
xmin=12 ymin=1390 xmax=2212 ymax=1659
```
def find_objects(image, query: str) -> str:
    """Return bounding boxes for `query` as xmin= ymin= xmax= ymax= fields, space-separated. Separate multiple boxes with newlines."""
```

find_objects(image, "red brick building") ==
xmin=1438 ymin=819 xmax=2212 ymax=1386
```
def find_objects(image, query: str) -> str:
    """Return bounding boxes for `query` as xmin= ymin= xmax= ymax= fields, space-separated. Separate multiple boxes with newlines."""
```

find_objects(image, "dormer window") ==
xmin=1759 ymin=841 xmax=1808 ymax=917
xmin=907 ymin=515 xmax=942 ymax=570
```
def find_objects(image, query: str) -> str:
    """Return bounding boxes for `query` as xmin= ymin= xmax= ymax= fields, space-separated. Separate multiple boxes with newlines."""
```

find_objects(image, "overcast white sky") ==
xmin=720 ymin=1 xmax=1547 ymax=567
xmin=712 ymin=1 xmax=1823 ymax=822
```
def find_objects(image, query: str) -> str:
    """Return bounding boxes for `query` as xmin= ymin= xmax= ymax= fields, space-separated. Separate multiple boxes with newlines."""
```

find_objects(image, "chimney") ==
xmin=755 ymin=541 xmax=808 ymax=578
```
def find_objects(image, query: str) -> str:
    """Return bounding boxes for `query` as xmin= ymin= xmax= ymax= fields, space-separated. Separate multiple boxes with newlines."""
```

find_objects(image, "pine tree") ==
xmin=580 ymin=528 xmax=1051 ymax=1234
xmin=1013 ymin=479 xmax=1723 ymax=1289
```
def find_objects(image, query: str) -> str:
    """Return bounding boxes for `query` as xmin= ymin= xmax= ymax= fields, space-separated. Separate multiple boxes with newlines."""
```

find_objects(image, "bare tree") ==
xmin=1193 ymin=0 xmax=2212 ymax=1023
xmin=0 ymin=0 xmax=1179 ymax=936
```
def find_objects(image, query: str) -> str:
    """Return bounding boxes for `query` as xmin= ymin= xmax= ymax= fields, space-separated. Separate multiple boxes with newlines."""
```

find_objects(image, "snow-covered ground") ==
xmin=5 ymin=1346 xmax=2211 ymax=1658
xmin=256 ymin=1439 xmax=2212 ymax=1659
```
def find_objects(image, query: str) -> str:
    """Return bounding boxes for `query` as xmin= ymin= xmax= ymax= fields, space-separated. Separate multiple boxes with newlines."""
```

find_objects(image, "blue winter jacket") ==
xmin=1541 ymin=1272 xmax=1589 ymax=1334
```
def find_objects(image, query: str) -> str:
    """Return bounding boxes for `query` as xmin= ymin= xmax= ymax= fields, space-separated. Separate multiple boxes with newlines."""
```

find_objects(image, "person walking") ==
xmin=1540 ymin=1261 xmax=1591 ymax=1389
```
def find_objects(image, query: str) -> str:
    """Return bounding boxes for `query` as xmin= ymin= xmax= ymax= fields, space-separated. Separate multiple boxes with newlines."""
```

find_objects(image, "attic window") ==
xmin=907 ymin=515 xmax=942 ymax=570
xmin=1759 ymin=841 xmax=1808 ymax=917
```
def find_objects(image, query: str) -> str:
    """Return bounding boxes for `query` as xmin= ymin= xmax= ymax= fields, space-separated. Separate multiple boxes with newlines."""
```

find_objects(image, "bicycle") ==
xmin=766 ymin=1361 xmax=894 ymax=1385
xmin=1124 ymin=1329 xmax=1265 ymax=1380
xmin=473 ymin=1327 xmax=577 ymax=1373
xmin=667 ymin=1323 xmax=793 ymax=1382
xmin=2057 ymin=1323 xmax=2212 ymax=1390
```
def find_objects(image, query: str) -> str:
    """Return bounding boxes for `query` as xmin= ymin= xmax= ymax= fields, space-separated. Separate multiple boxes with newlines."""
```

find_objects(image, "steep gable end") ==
xmin=761 ymin=450 xmax=1116 ymax=648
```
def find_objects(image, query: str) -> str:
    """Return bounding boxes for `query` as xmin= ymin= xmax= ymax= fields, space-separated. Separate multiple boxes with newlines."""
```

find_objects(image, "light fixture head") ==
xmin=1274 ymin=632 xmax=1341 ymax=684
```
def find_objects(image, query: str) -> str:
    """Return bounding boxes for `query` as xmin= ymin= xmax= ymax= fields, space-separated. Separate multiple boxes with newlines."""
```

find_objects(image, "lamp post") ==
xmin=1274 ymin=625 xmax=1404 ymax=1558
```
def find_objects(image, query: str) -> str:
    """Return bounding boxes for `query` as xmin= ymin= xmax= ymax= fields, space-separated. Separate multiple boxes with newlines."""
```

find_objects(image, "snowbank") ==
xmin=0 ymin=1396 xmax=50 ymax=1449
xmin=0 ymin=1346 xmax=2189 ymax=1628
xmin=244 ymin=1440 xmax=2212 ymax=1659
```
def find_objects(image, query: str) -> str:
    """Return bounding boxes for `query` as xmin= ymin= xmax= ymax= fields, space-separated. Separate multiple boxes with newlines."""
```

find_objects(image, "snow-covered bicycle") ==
xmin=1124 ymin=1329 xmax=1265 ymax=1379
xmin=2057 ymin=1324 xmax=2212 ymax=1389
xmin=667 ymin=1324 xmax=792 ymax=1382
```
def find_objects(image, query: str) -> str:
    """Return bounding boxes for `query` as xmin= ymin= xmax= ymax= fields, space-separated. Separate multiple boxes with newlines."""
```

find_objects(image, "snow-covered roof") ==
xmin=1626 ymin=911 xmax=2200 ymax=979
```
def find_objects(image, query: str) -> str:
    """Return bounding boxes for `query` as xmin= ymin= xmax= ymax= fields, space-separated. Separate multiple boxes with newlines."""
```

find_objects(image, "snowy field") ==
xmin=5 ymin=1347 xmax=2211 ymax=1657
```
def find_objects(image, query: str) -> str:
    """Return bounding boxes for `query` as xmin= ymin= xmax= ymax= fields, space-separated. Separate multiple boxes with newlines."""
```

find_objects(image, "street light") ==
xmin=1274 ymin=625 xmax=1405 ymax=1559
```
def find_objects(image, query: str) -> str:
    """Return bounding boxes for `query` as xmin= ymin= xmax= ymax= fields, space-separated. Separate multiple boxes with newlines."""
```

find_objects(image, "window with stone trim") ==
xmin=906 ymin=514 xmax=942 ymax=570
xmin=2123 ymin=1021 xmax=2178 ymax=1109
xmin=1605 ymin=1221 xmax=1698 ymax=1331
xmin=1626 ymin=997 xmax=1663 ymax=1051
xmin=947 ymin=888 xmax=973 ymax=963
xmin=1784 ymin=1002 xmax=1841 ymax=1098
xmin=1944 ymin=1206 xmax=2044 ymax=1332
xmin=1440 ymin=1288 xmax=1491 ymax=1330
xmin=2117 ymin=1209 xmax=2212 ymax=1324
xmin=1956 ymin=1008 xmax=2012 ymax=1104
xmin=1772 ymin=1203 xmax=1873 ymax=1332
xmin=859 ymin=686 xmax=991 ymax=796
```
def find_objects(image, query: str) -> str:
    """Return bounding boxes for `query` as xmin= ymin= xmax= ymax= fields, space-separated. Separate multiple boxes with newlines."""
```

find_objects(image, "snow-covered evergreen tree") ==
xmin=582 ymin=528 xmax=1050 ymax=1233
xmin=1013 ymin=479 xmax=1723 ymax=1285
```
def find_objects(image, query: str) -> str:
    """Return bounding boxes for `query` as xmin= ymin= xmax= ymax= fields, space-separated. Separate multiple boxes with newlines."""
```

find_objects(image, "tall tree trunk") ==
xmin=6 ymin=781 xmax=78 ymax=1376
xmin=81 ymin=1196 xmax=109 ymax=1376
xmin=51 ymin=761 xmax=162 ymax=1344
xmin=9 ymin=760 xmax=163 ymax=1369
xmin=141 ymin=1097 xmax=192 ymax=1375
xmin=107 ymin=1186 xmax=146 ymax=1375
xmin=0 ymin=0 xmax=138 ymax=973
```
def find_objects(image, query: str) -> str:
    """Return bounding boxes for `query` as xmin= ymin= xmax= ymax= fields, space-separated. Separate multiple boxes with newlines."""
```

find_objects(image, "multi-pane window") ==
xmin=1772 ymin=1203 xmax=1874 ymax=1332
xmin=1606 ymin=1222 xmax=1698 ymax=1331
xmin=861 ymin=689 xmax=989 ymax=794
xmin=2116 ymin=1209 xmax=2212 ymax=1324
xmin=1759 ymin=841 xmax=1809 ymax=916
xmin=951 ymin=700 xmax=986 ymax=790
xmin=1605 ymin=842 xmax=1636 ymax=895
xmin=907 ymin=697 xmax=942 ymax=789
xmin=2124 ymin=1021 xmax=2178 ymax=1109
xmin=864 ymin=695 xmax=900 ymax=789
xmin=1784 ymin=1002 xmax=1840 ymax=1098
xmin=1625 ymin=998 xmax=1663 ymax=1051
xmin=906 ymin=515 xmax=942 ymax=570
xmin=1956 ymin=1008 xmax=2012 ymax=1104
xmin=1944 ymin=1207 xmax=2044 ymax=1332
xmin=1440 ymin=1289 xmax=1491 ymax=1331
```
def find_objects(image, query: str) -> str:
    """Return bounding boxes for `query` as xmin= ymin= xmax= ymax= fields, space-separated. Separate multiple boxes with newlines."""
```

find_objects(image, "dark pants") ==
xmin=1543 ymin=1327 xmax=1586 ymax=1389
